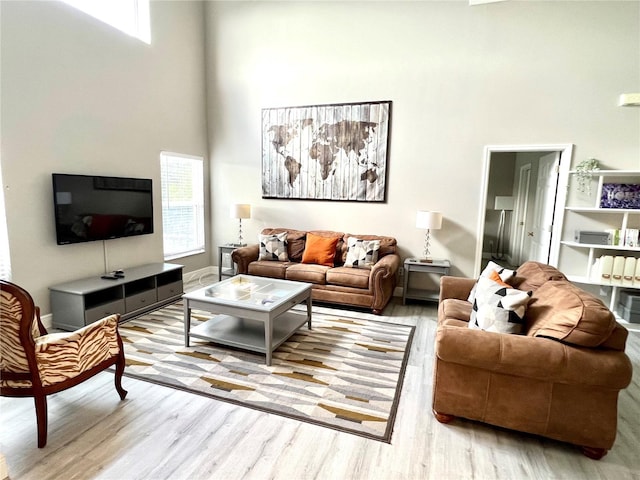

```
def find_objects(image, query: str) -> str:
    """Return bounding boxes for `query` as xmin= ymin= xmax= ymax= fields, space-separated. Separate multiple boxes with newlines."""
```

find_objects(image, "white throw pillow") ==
xmin=468 ymin=276 xmax=531 ymax=334
xmin=344 ymin=237 xmax=381 ymax=269
xmin=467 ymin=261 xmax=517 ymax=304
xmin=258 ymin=232 xmax=289 ymax=261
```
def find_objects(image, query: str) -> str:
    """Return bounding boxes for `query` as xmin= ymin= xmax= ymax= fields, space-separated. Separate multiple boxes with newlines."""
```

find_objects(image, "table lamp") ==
xmin=416 ymin=211 xmax=442 ymax=263
xmin=230 ymin=204 xmax=251 ymax=246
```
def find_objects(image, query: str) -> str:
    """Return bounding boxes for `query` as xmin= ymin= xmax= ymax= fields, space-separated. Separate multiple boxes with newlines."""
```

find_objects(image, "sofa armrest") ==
xmin=370 ymin=254 xmax=401 ymax=312
xmin=439 ymin=276 xmax=476 ymax=303
xmin=435 ymin=324 xmax=633 ymax=390
xmin=371 ymin=253 xmax=401 ymax=278
xmin=231 ymin=244 xmax=260 ymax=274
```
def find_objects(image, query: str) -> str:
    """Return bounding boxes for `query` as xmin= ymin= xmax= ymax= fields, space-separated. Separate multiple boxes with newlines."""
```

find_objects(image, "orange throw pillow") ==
xmin=488 ymin=269 xmax=512 ymax=288
xmin=301 ymin=233 xmax=340 ymax=267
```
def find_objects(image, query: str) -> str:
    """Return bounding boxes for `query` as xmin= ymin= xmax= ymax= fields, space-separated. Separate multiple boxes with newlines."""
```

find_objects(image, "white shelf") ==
xmin=565 ymin=206 xmax=640 ymax=213
xmin=561 ymin=241 xmax=640 ymax=252
xmin=567 ymin=275 xmax=640 ymax=290
xmin=568 ymin=169 xmax=640 ymax=177
xmin=562 ymin=170 xmax=640 ymax=317
xmin=189 ymin=311 xmax=308 ymax=353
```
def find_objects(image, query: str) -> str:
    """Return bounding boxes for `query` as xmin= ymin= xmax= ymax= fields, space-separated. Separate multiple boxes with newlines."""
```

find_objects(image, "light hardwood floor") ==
xmin=1 ymin=295 xmax=639 ymax=480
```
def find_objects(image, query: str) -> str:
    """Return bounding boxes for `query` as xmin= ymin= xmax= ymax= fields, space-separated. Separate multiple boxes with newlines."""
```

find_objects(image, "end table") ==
xmin=403 ymin=258 xmax=451 ymax=304
xmin=218 ymin=244 xmax=240 ymax=280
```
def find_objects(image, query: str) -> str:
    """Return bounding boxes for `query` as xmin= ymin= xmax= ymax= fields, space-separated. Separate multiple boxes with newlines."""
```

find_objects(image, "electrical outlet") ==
xmin=398 ymin=267 xmax=404 ymax=277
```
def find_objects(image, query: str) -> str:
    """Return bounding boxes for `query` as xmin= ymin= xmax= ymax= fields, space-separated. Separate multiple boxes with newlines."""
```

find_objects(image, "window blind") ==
xmin=160 ymin=152 xmax=205 ymax=260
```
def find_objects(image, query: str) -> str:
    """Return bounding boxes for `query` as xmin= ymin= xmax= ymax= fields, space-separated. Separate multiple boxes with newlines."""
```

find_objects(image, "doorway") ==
xmin=474 ymin=144 xmax=573 ymax=277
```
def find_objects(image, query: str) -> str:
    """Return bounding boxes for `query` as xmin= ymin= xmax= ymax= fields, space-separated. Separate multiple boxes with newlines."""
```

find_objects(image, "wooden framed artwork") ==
xmin=261 ymin=100 xmax=391 ymax=202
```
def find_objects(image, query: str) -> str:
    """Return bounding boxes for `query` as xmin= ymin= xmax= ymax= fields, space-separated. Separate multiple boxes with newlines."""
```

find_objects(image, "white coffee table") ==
xmin=182 ymin=275 xmax=312 ymax=365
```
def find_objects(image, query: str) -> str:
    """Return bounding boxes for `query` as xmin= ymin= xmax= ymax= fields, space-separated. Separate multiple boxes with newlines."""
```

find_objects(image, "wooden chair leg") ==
xmin=433 ymin=409 xmax=455 ymax=424
xmin=581 ymin=446 xmax=607 ymax=460
xmin=34 ymin=394 xmax=48 ymax=448
xmin=114 ymin=350 xmax=128 ymax=400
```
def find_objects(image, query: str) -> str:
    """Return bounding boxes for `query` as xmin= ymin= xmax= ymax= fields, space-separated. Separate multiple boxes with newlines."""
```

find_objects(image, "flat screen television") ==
xmin=52 ymin=173 xmax=154 ymax=245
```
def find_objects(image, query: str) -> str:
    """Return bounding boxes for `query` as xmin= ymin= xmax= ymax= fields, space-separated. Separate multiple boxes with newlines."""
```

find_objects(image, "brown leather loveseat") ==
xmin=232 ymin=228 xmax=400 ymax=314
xmin=433 ymin=261 xmax=633 ymax=459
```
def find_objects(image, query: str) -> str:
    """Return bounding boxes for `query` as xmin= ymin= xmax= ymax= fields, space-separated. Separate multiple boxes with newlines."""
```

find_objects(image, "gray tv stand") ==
xmin=50 ymin=263 xmax=184 ymax=331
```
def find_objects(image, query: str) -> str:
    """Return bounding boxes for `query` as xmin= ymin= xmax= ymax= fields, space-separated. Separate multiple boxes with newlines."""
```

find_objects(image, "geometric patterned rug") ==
xmin=118 ymin=303 xmax=414 ymax=443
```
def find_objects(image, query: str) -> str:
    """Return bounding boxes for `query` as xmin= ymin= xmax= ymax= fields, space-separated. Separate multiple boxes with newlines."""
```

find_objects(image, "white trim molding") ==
xmin=475 ymin=144 xmax=574 ymax=277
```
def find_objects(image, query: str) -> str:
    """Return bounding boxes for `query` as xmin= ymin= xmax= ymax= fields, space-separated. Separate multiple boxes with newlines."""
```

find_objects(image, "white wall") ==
xmin=1 ymin=0 xmax=639 ymax=314
xmin=204 ymin=1 xmax=640 ymax=279
xmin=1 ymin=1 xmax=209 ymax=312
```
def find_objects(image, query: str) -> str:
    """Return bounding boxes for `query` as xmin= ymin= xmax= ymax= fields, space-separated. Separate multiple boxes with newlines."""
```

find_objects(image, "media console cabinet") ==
xmin=50 ymin=263 xmax=184 ymax=331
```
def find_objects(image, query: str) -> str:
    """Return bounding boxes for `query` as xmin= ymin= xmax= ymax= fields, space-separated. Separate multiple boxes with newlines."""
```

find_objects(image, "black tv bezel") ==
xmin=52 ymin=173 xmax=154 ymax=245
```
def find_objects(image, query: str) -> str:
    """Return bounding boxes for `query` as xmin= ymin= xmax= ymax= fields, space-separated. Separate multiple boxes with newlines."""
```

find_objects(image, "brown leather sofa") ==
xmin=433 ymin=261 xmax=633 ymax=459
xmin=231 ymin=228 xmax=401 ymax=314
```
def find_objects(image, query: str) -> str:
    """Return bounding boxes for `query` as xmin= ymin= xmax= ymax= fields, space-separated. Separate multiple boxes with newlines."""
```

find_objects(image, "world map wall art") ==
xmin=261 ymin=100 xmax=391 ymax=202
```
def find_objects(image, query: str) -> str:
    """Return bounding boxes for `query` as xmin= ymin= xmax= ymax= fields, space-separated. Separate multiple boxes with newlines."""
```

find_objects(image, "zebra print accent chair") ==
xmin=0 ymin=280 xmax=127 ymax=447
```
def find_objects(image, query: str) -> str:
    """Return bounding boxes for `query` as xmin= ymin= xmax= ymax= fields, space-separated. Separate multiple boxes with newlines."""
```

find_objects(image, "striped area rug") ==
xmin=118 ymin=303 xmax=414 ymax=443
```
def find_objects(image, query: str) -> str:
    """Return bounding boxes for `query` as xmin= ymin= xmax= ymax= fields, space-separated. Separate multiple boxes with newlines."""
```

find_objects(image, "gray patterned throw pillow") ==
xmin=258 ymin=232 xmax=289 ymax=261
xmin=344 ymin=237 xmax=380 ymax=269
xmin=468 ymin=276 xmax=531 ymax=334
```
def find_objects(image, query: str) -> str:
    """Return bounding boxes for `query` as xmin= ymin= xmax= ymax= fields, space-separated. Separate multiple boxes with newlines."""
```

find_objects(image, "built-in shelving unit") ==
xmin=561 ymin=169 xmax=640 ymax=328
xmin=50 ymin=263 xmax=184 ymax=331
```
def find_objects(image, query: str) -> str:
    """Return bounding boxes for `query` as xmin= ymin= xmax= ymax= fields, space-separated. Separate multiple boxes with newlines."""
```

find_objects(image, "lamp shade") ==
xmin=494 ymin=196 xmax=514 ymax=211
xmin=230 ymin=204 xmax=251 ymax=219
xmin=416 ymin=211 xmax=442 ymax=230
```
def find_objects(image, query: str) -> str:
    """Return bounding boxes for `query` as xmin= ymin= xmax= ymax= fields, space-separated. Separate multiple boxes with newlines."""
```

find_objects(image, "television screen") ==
xmin=52 ymin=173 xmax=154 ymax=245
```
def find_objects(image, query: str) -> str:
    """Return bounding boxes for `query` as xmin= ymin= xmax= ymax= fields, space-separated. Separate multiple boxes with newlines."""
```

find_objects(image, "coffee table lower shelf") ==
xmin=189 ymin=311 xmax=308 ymax=359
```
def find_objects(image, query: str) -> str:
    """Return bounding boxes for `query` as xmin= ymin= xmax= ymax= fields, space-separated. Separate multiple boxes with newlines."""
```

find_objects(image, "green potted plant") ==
xmin=575 ymin=158 xmax=600 ymax=195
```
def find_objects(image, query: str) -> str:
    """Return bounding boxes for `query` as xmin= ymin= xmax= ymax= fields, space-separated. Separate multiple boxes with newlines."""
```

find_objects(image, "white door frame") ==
xmin=512 ymin=163 xmax=532 ymax=265
xmin=474 ymin=144 xmax=573 ymax=277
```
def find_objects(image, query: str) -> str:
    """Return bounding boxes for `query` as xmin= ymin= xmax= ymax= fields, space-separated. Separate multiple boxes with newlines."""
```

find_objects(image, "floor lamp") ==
xmin=416 ymin=211 xmax=442 ymax=263
xmin=230 ymin=204 xmax=251 ymax=246
xmin=493 ymin=196 xmax=514 ymax=260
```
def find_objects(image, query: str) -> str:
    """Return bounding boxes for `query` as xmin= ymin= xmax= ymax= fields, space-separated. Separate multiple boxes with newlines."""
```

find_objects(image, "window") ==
xmin=0 ymin=160 xmax=11 ymax=280
xmin=62 ymin=0 xmax=151 ymax=44
xmin=160 ymin=152 xmax=205 ymax=260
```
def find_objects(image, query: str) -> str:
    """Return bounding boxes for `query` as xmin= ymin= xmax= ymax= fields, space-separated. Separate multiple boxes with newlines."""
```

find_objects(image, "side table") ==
xmin=403 ymin=258 xmax=451 ymax=304
xmin=218 ymin=244 xmax=241 ymax=280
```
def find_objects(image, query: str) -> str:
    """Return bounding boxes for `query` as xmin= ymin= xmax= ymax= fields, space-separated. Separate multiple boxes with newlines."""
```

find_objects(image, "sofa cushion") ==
xmin=525 ymin=280 xmax=616 ymax=347
xmin=512 ymin=261 xmax=567 ymax=292
xmin=248 ymin=261 xmax=290 ymax=279
xmin=469 ymin=276 xmax=531 ymax=334
xmin=286 ymin=263 xmax=330 ymax=284
xmin=301 ymin=233 xmax=340 ymax=267
xmin=344 ymin=237 xmax=380 ymax=269
xmin=258 ymin=232 xmax=289 ymax=261
xmin=326 ymin=266 xmax=370 ymax=289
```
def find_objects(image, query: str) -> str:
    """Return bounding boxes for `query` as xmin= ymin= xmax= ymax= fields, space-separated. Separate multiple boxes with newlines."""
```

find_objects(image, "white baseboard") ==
xmin=40 ymin=312 xmax=53 ymax=331
xmin=183 ymin=266 xmax=217 ymax=285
